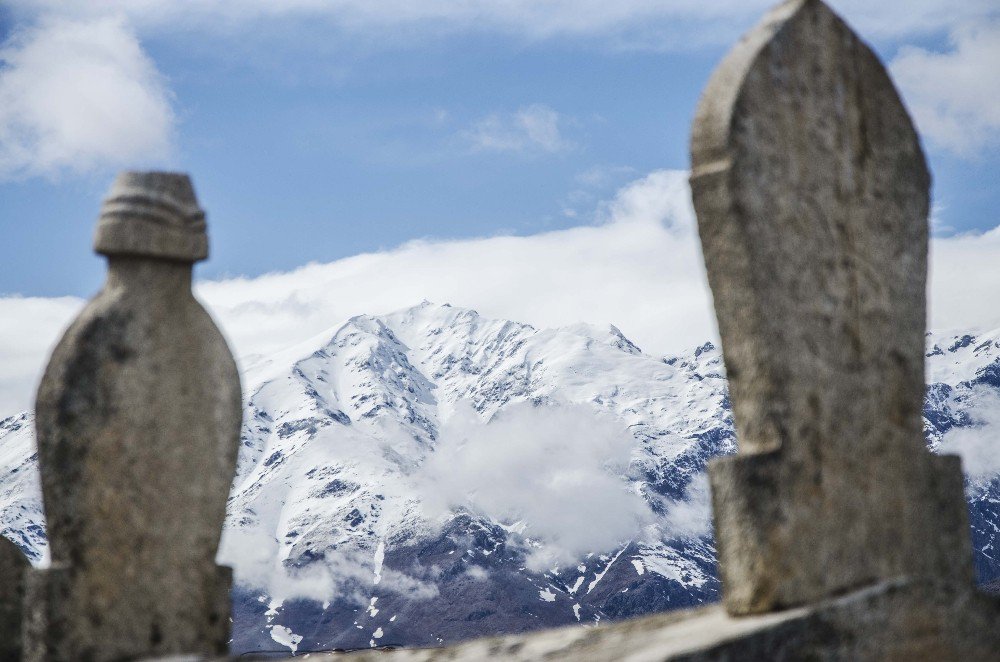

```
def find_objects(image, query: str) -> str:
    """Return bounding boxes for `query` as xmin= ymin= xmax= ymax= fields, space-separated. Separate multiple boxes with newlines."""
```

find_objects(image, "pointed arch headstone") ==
xmin=690 ymin=0 xmax=972 ymax=615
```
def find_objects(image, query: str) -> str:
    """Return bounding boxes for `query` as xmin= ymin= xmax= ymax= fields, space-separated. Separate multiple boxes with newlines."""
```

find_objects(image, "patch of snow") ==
xmin=373 ymin=540 xmax=385 ymax=585
xmin=631 ymin=558 xmax=645 ymax=575
xmin=539 ymin=588 xmax=556 ymax=602
xmin=587 ymin=545 xmax=626 ymax=594
xmin=269 ymin=625 xmax=303 ymax=654
xmin=264 ymin=598 xmax=283 ymax=621
xmin=640 ymin=549 xmax=709 ymax=589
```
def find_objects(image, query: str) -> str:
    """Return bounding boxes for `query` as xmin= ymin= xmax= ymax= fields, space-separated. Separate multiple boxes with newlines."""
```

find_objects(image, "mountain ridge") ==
xmin=1 ymin=301 xmax=998 ymax=654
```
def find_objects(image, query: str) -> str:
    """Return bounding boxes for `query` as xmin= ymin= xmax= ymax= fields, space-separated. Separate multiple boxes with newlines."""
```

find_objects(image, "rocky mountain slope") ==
xmin=1 ymin=302 xmax=998 ymax=655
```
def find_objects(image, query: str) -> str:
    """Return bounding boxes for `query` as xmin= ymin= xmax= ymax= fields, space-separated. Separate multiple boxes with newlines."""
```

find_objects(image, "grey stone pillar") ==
xmin=1 ymin=536 xmax=28 ymax=662
xmin=689 ymin=0 xmax=973 ymax=615
xmin=25 ymin=172 xmax=241 ymax=660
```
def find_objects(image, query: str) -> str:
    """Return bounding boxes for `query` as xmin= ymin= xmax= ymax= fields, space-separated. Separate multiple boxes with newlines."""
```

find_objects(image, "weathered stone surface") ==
xmin=26 ymin=172 xmax=241 ymax=661
xmin=95 ymin=171 xmax=209 ymax=262
xmin=1 ymin=536 xmax=28 ymax=662
xmin=689 ymin=0 xmax=972 ymax=614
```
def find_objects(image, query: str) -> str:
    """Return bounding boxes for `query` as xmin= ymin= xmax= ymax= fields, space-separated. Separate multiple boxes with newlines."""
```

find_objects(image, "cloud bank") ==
xmin=1 ymin=169 xmax=999 ymax=418
xmin=0 ymin=17 xmax=174 ymax=180
xmin=195 ymin=169 xmax=711 ymax=369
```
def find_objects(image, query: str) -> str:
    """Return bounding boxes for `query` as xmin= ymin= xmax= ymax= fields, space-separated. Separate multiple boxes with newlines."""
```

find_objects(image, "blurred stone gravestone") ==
xmin=689 ymin=0 xmax=973 ymax=615
xmin=23 ymin=172 xmax=242 ymax=661
xmin=1 ymin=536 xmax=28 ymax=662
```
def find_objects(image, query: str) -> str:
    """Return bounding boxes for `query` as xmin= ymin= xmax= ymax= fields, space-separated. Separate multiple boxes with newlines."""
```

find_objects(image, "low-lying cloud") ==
xmin=656 ymin=473 xmax=713 ymax=540
xmin=939 ymin=388 xmax=1000 ymax=484
xmin=421 ymin=402 xmax=652 ymax=570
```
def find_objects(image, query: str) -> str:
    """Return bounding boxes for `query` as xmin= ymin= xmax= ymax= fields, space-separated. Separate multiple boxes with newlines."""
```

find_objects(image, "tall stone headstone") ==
xmin=690 ymin=0 xmax=973 ymax=615
xmin=25 ymin=172 xmax=242 ymax=660
xmin=1 ymin=536 xmax=28 ymax=662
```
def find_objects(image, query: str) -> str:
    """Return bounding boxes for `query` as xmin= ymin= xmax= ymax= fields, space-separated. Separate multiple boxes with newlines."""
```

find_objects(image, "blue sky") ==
xmin=1 ymin=0 xmax=998 ymax=298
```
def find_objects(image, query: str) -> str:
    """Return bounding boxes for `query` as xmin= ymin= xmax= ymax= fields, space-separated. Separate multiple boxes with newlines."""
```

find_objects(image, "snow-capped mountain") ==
xmin=1 ymin=302 xmax=998 ymax=655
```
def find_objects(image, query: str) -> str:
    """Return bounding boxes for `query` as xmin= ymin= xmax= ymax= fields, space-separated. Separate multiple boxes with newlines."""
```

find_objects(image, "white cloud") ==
xmin=463 ymin=105 xmax=570 ymax=154
xmin=0 ymin=296 xmax=83 ymax=419
xmin=596 ymin=165 xmax=694 ymax=229
xmin=0 ymin=16 xmax=174 ymax=179
xmin=891 ymin=21 xmax=1000 ymax=155
xmin=2 ymin=169 xmax=1000 ymax=419
xmin=939 ymin=389 xmax=1000 ymax=483
xmin=218 ymin=523 xmax=337 ymax=601
xmin=219 ymin=520 xmax=441 ymax=603
xmin=194 ymin=169 xmax=711 ymax=371
xmin=10 ymin=1 xmax=994 ymax=45
xmin=928 ymin=226 xmax=1000 ymax=334
xmin=420 ymin=402 xmax=651 ymax=570
xmin=656 ymin=473 xmax=713 ymax=539
xmin=576 ymin=165 xmax=637 ymax=188
xmin=829 ymin=0 xmax=998 ymax=40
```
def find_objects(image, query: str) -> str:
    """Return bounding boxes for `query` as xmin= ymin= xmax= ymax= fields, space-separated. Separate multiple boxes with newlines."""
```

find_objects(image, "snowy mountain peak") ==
xmin=1 ymin=303 xmax=999 ymax=654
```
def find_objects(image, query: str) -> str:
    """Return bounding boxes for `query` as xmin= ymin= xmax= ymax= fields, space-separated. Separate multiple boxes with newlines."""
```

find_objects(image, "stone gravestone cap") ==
xmin=689 ymin=0 xmax=972 ymax=614
xmin=94 ymin=171 xmax=208 ymax=261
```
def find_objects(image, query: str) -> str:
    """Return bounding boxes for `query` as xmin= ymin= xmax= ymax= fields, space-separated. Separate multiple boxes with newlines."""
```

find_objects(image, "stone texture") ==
xmin=26 ymin=172 xmax=241 ymax=661
xmin=688 ymin=0 xmax=972 ymax=615
xmin=95 ymin=171 xmax=208 ymax=262
xmin=1 ymin=536 xmax=28 ymax=662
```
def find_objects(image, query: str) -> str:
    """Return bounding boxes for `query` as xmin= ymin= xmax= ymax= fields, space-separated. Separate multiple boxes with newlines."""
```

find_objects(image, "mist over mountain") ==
xmin=1 ymin=302 xmax=998 ymax=654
